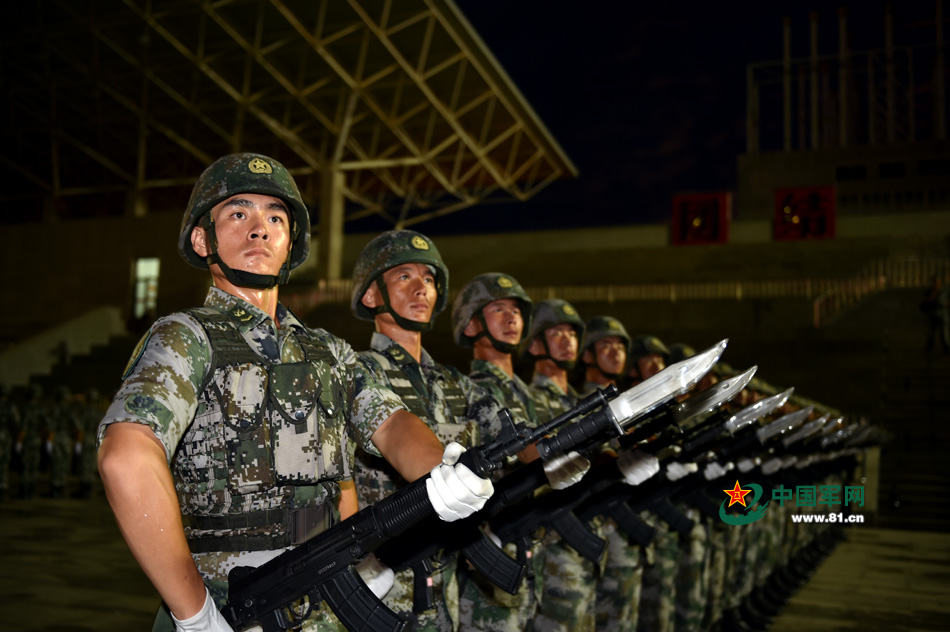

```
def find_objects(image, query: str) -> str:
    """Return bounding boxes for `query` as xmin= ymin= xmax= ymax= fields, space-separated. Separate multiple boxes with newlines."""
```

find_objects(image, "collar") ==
xmin=370 ymin=332 xmax=435 ymax=369
xmin=204 ymin=286 xmax=302 ymax=335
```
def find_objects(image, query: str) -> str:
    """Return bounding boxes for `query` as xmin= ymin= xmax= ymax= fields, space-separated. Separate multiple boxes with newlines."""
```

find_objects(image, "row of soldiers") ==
xmin=322 ymin=228 xmax=876 ymax=632
xmin=88 ymin=153 xmax=878 ymax=632
xmin=0 ymin=383 xmax=103 ymax=500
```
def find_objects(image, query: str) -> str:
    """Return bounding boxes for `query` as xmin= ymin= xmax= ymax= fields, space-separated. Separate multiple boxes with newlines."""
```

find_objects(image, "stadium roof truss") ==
xmin=1 ymin=0 xmax=576 ymax=242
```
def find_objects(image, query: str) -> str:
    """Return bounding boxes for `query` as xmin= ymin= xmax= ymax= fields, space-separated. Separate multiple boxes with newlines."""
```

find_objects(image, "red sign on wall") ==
xmin=773 ymin=186 xmax=836 ymax=240
xmin=671 ymin=192 xmax=732 ymax=245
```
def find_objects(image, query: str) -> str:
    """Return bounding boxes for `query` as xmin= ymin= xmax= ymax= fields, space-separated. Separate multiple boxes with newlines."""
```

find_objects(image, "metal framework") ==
xmin=0 ymin=0 xmax=576 ymax=277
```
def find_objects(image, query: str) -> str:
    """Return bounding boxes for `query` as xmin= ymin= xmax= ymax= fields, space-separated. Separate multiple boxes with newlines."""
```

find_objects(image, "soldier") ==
xmin=96 ymin=153 xmax=494 ymax=632
xmin=0 ymin=384 xmax=19 ymax=501
xmin=16 ymin=384 xmax=44 ymax=500
xmin=452 ymin=277 xmax=590 ymax=632
xmin=580 ymin=316 xmax=630 ymax=395
xmin=630 ymin=335 xmax=709 ymax=632
xmin=47 ymin=385 xmax=78 ymax=498
xmin=627 ymin=335 xmax=670 ymax=387
xmin=76 ymin=388 xmax=103 ymax=498
xmin=349 ymin=229 xmax=504 ymax=630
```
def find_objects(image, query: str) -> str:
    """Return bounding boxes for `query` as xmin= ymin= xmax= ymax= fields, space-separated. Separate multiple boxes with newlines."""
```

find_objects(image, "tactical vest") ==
xmin=177 ymin=307 xmax=348 ymax=552
xmin=471 ymin=369 xmax=537 ymax=425
xmin=354 ymin=345 xmax=476 ymax=506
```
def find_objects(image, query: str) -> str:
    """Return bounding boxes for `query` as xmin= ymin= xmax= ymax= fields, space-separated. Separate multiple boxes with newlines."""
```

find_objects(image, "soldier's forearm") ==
xmin=98 ymin=423 xmax=207 ymax=620
xmin=372 ymin=409 xmax=444 ymax=481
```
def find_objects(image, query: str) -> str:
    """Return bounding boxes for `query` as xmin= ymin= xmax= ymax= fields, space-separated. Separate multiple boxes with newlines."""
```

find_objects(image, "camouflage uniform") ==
xmin=460 ymin=358 xmax=546 ymax=632
xmin=99 ymin=286 xmax=406 ymax=630
xmin=48 ymin=386 xmax=77 ymax=498
xmin=534 ymin=376 xmax=604 ymax=632
xmin=0 ymin=387 xmax=19 ymax=499
xmin=451 ymin=273 xmax=544 ymax=632
xmin=77 ymin=391 xmax=103 ymax=497
xmin=355 ymin=332 xmax=502 ymax=630
xmin=17 ymin=386 xmax=45 ymax=499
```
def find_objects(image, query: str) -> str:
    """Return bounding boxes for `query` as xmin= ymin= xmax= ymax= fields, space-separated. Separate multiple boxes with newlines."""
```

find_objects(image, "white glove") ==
xmin=543 ymin=450 xmax=591 ymax=490
xmin=172 ymin=587 xmax=234 ymax=632
xmin=617 ymin=449 xmax=660 ymax=486
xmin=74 ymin=441 xmax=83 ymax=456
xmin=665 ymin=461 xmax=698 ymax=481
xmin=761 ymin=457 xmax=784 ymax=476
xmin=702 ymin=461 xmax=727 ymax=481
xmin=426 ymin=442 xmax=494 ymax=522
xmin=44 ymin=440 xmax=53 ymax=455
xmin=14 ymin=441 xmax=22 ymax=454
xmin=355 ymin=553 xmax=395 ymax=600
xmin=736 ymin=457 xmax=758 ymax=473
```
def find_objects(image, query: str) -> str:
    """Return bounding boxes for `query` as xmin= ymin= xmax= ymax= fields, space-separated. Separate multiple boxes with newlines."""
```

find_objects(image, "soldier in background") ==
xmin=452 ymin=274 xmax=589 ymax=631
xmin=47 ymin=385 xmax=77 ymax=498
xmin=76 ymin=388 xmax=104 ymax=498
xmin=96 ymin=153 xmax=493 ymax=632
xmin=349 ymin=229 xmax=504 ymax=630
xmin=0 ymin=384 xmax=19 ymax=500
xmin=17 ymin=384 xmax=44 ymax=500
xmin=579 ymin=316 xmax=630 ymax=395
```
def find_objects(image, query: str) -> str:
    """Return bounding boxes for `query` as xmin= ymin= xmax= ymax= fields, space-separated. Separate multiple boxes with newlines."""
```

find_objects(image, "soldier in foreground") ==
xmin=349 ymin=229 xmax=503 ymax=630
xmin=96 ymin=153 xmax=494 ymax=632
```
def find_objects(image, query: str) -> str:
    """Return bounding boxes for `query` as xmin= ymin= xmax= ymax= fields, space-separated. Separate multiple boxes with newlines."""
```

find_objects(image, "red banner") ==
xmin=671 ymin=192 xmax=732 ymax=245
xmin=773 ymin=186 xmax=836 ymax=240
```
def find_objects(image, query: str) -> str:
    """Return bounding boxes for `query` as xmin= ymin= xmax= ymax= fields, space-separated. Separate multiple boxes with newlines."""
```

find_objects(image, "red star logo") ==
xmin=723 ymin=480 xmax=753 ymax=507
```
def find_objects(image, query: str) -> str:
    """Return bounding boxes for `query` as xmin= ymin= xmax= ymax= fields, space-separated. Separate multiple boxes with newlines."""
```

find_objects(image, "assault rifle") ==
xmin=223 ymin=340 xmax=726 ymax=632
xmin=484 ymin=364 xmax=758 ymax=560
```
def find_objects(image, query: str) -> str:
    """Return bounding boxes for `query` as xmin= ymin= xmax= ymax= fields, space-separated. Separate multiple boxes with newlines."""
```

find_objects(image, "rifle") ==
xmin=574 ymin=387 xmax=795 ymax=539
xmin=223 ymin=340 xmax=727 ymax=632
xmin=485 ymin=360 xmax=755 ymax=560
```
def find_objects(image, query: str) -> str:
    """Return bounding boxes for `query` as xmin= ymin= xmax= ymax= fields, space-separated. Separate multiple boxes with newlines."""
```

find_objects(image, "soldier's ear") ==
xmin=463 ymin=317 xmax=482 ymax=337
xmin=361 ymin=281 xmax=381 ymax=309
xmin=191 ymin=226 xmax=209 ymax=258
xmin=582 ymin=348 xmax=593 ymax=364
xmin=528 ymin=338 xmax=545 ymax=355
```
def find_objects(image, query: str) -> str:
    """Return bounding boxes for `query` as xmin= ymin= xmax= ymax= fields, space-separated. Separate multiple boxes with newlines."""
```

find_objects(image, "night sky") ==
xmin=383 ymin=0 xmax=928 ymax=235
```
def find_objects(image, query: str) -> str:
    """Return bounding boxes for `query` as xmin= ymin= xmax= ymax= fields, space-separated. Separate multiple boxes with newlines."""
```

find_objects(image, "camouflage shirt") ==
xmin=468 ymin=359 xmax=539 ymax=429
xmin=530 ymin=373 xmax=581 ymax=421
xmin=98 ymin=287 xmax=405 ymax=581
xmin=354 ymin=332 xmax=502 ymax=505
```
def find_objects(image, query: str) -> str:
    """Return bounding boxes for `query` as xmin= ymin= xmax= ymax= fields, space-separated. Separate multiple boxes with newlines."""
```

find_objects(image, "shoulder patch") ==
xmin=122 ymin=331 xmax=151 ymax=380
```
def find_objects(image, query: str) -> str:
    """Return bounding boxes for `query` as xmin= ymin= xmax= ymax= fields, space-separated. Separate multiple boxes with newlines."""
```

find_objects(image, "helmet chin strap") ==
xmin=472 ymin=312 xmax=520 ymax=354
xmin=204 ymin=218 xmax=289 ymax=290
xmin=372 ymin=277 xmax=434 ymax=332
xmin=530 ymin=338 xmax=576 ymax=370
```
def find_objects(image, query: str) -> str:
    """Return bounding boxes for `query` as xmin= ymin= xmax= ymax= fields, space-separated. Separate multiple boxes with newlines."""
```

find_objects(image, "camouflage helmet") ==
xmin=350 ymin=230 xmax=449 ymax=326
xmin=451 ymin=272 xmax=532 ymax=349
xmin=523 ymin=298 xmax=584 ymax=368
xmin=666 ymin=342 xmax=696 ymax=365
xmin=629 ymin=335 xmax=671 ymax=362
xmin=177 ymin=153 xmax=310 ymax=285
xmin=579 ymin=315 xmax=631 ymax=357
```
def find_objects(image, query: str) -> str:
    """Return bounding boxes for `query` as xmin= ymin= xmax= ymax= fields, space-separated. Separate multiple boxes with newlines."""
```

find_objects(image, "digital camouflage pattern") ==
xmin=355 ymin=332 xmax=503 ymax=632
xmin=17 ymin=386 xmax=45 ymax=499
xmin=178 ymin=152 xmax=310 ymax=272
xmin=459 ymin=359 xmax=543 ymax=631
xmin=98 ymin=286 xmax=404 ymax=596
xmin=579 ymin=316 xmax=631 ymax=356
xmin=636 ymin=512 xmax=678 ymax=632
xmin=673 ymin=506 xmax=710 ymax=632
xmin=451 ymin=273 xmax=532 ymax=347
xmin=595 ymin=520 xmax=644 ymax=632
xmin=530 ymin=374 xmax=581 ymax=421
xmin=350 ymin=230 xmax=449 ymax=322
xmin=47 ymin=386 xmax=77 ymax=496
